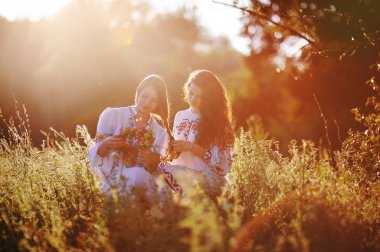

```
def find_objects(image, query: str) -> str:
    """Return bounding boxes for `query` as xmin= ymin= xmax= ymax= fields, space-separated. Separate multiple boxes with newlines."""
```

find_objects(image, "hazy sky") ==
xmin=150 ymin=0 xmax=249 ymax=54
xmin=0 ymin=0 xmax=250 ymax=54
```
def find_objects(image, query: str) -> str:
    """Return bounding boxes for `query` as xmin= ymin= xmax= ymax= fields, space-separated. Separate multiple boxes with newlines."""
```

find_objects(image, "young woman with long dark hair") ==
xmin=167 ymin=69 xmax=234 ymax=195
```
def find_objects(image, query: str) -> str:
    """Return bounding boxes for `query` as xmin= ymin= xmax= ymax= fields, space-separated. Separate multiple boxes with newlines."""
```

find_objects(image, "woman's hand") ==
xmin=139 ymin=149 xmax=160 ymax=168
xmin=173 ymin=140 xmax=206 ymax=158
xmin=172 ymin=140 xmax=193 ymax=152
xmin=97 ymin=136 xmax=125 ymax=157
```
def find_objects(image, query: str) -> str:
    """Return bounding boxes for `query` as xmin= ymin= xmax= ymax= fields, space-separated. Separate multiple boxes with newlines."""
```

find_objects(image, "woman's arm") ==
xmin=191 ymin=142 xmax=206 ymax=158
xmin=172 ymin=140 xmax=206 ymax=158
xmin=139 ymin=149 xmax=160 ymax=167
xmin=203 ymin=143 xmax=233 ymax=175
xmin=172 ymin=139 xmax=233 ymax=176
xmin=88 ymin=108 xmax=118 ymax=168
xmin=97 ymin=136 xmax=125 ymax=157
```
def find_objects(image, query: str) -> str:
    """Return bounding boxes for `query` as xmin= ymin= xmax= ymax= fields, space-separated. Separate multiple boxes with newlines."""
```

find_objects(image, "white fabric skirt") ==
xmin=99 ymin=166 xmax=155 ymax=200
xmin=162 ymin=165 xmax=226 ymax=195
xmin=162 ymin=165 xmax=206 ymax=193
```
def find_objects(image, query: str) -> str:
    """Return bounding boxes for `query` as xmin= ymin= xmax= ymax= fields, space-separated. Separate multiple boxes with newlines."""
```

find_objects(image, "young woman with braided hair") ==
xmin=88 ymin=75 xmax=180 ymax=201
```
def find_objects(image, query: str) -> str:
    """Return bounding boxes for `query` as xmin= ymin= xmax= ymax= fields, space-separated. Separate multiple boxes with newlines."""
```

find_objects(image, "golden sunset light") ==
xmin=0 ymin=0 xmax=379 ymax=251
xmin=0 ymin=0 xmax=71 ymax=21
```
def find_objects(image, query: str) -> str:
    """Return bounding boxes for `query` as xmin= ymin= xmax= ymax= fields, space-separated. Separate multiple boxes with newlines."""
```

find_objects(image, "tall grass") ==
xmin=0 ymin=105 xmax=110 ymax=251
xmin=0 ymin=96 xmax=379 ymax=251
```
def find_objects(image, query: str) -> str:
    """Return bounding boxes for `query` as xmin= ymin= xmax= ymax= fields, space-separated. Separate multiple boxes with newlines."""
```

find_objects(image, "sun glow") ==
xmin=0 ymin=0 xmax=72 ymax=21
xmin=0 ymin=0 xmax=249 ymax=54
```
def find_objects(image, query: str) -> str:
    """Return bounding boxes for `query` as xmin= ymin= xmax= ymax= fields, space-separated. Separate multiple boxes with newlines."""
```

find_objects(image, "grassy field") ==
xmin=0 ymin=103 xmax=379 ymax=252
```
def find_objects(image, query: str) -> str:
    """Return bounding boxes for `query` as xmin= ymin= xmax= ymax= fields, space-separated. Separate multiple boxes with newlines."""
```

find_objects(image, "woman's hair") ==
xmin=135 ymin=75 xmax=175 ymax=156
xmin=184 ymin=69 xmax=233 ymax=148
xmin=135 ymin=74 xmax=171 ymax=130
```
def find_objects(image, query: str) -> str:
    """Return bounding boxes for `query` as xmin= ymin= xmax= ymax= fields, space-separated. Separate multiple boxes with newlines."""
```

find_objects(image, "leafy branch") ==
xmin=212 ymin=0 xmax=317 ymax=47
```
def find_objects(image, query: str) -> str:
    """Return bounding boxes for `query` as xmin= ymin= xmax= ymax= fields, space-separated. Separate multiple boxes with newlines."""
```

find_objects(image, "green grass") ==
xmin=0 ymin=104 xmax=379 ymax=252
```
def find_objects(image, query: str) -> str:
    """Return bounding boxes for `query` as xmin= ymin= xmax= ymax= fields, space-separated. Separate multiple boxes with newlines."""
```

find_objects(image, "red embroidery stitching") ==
xmin=160 ymin=171 xmax=184 ymax=195
xmin=176 ymin=121 xmax=187 ymax=134
xmin=95 ymin=133 xmax=112 ymax=143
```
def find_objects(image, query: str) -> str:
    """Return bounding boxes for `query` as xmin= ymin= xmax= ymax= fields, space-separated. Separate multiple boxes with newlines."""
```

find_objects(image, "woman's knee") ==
xmin=135 ymin=168 xmax=152 ymax=188
xmin=122 ymin=167 xmax=152 ymax=188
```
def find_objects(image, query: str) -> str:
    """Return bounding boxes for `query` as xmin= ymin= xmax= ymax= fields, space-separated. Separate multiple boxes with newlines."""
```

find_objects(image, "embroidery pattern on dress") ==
xmin=160 ymin=171 xmax=184 ymax=196
xmin=204 ymin=149 xmax=212 ymax=163
xmin=95 ymin=133 xmax=113 ymax=143
xmin=176 ymin=121 xmax=187 ymax=134
xmin=175 ymin=118 xmax=199 ymax=140
xmin=128 ymin=107 xmax=136 ymax=128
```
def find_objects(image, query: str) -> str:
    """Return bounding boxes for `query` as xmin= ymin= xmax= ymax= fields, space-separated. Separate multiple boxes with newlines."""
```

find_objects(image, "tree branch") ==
xmin=212 ymin=0 xmax=317 ymax=47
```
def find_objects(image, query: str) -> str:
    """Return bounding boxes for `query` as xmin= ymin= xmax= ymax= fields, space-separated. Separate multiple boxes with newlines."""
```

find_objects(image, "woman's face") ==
xmin=136 ymin=85 xmax=159 ymax=115
xmin=188 ymin=83 xmax=202 ymax=112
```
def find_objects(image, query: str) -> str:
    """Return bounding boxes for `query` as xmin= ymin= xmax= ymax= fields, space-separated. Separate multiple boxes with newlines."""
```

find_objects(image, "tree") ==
xmin=221 ymin=0 xmax=380 ymax=150
xmin=0 ymin=0 xmax=252 ymax=145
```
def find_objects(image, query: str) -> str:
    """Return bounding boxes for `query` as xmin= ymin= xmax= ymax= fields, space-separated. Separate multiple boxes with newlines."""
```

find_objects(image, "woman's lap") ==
xmin=163 ymin=165 xmax=205 ymax=192
xmin=98 ymin=164 xmax=224 ymax=199
xmin=100 ymin=166 xmax=154 ymax=196
xmin=163 ymin=165 xmax=225 ymax=196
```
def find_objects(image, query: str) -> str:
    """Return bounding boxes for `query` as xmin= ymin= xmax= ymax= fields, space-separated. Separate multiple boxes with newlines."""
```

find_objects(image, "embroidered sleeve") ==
xmin=95 ymin=107 xmax=117 ymax=141
xmin=173 ymin=112 xmax=183 ymax=135
xmin=202 ymin=143 xmax=233 ymax=191
xmin=95 ymin=133 xmax=112 ymax=143
xmin=176 ymin=121 xmax=188 ymax=135
xmin=203 ymin=143 xmax=233 ymax=175
xmin=154 ymin=129 xmax=169 ymax=158
xmin=88 ymin=108 xmax=117 ymax=169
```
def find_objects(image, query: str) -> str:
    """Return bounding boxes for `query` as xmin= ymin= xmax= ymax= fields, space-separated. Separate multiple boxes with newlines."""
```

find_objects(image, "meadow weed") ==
xmin=0 ymin=97 xmax=379 ymax=251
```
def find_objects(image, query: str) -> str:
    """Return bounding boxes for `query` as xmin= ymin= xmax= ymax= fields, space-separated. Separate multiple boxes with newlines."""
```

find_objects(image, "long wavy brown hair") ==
xmin=184 ymin=70 xmax=233 ymax=148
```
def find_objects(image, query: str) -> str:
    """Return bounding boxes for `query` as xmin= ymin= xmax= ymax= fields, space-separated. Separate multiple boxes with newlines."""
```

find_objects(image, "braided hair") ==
xmin=135 ymin=75 xmax=177 ymax=160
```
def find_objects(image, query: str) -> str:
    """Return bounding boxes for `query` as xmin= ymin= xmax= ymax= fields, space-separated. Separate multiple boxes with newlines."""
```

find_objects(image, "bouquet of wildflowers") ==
xmin=116 ymin=127 xmax=154 ymax=167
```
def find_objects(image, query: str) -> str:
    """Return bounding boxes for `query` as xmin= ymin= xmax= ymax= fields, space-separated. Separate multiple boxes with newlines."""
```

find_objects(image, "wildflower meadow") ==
xmin=1 ymin=81 xmax=379 ymax=251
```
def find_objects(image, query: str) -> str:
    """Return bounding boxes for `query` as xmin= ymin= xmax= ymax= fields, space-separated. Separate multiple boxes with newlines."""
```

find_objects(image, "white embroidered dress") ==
xmin=88 ymin=106 xmax=169 ymax=196
xmin=169 ymin=108 xmax=233 ymax=192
